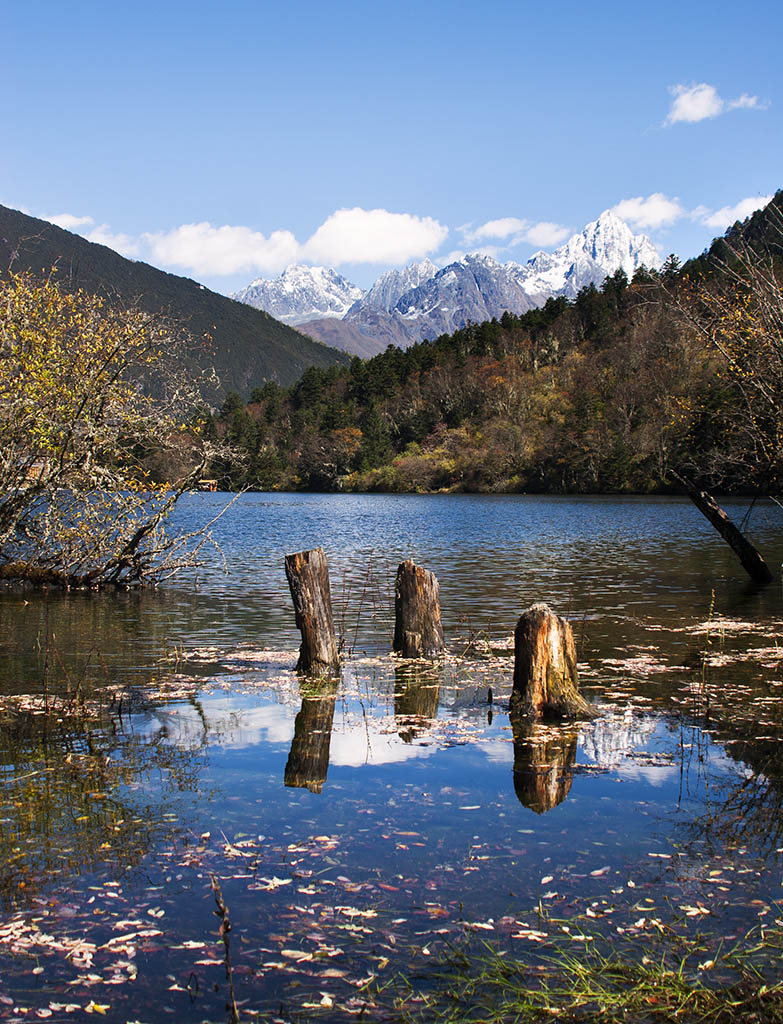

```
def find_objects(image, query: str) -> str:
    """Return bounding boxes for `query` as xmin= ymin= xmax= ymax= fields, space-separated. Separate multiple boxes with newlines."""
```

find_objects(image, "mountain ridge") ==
xmin=0 ymin=204 xmax=350 ymax=399
xmin=234 ymin=210 xmax=660 ymax=355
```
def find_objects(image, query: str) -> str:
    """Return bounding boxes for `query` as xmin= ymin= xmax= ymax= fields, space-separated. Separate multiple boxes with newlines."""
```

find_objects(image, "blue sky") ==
xmin=3 ymin=0 xmax=780 ymax=292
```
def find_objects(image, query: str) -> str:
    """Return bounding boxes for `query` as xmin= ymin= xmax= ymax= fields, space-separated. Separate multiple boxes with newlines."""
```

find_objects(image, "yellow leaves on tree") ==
xmin=0 ymin=269 xmax=227 ymax=588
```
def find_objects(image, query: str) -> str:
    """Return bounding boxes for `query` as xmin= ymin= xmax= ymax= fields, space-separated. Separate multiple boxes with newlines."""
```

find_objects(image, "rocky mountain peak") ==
xmin=232 ymin=264 xmax=363 ymax=325
xmin=232 ymin=209 xmax=663 ymax=354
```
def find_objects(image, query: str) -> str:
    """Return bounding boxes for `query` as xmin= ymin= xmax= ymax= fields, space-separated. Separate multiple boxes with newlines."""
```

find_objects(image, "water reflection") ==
xmin=394 ymin=663 xmax=441 ymax=743
xmin=0 ymin=704 xmax=204 ymax=911
xmin=511 ymin=716 xmax=578 ymax=813
xmin=284 ymin=678 xmax=339 ymax=793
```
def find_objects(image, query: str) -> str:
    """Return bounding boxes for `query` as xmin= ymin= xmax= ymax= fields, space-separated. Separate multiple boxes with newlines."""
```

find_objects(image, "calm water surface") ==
xmin=1 ymin=494 xmax=782 ymax=1022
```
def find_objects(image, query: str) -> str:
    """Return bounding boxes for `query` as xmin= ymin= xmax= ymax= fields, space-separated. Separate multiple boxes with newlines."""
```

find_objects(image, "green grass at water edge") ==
xmin=388 ymin=922 xmax=783 ymax=1024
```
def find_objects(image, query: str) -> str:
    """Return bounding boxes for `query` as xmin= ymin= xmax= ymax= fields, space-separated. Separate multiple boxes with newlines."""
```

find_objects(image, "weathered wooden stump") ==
xmin=511 ymin=718 xmax=578 ymax=814
xmin=284 ymin=679 xmax=338 ymax=794
xmin=393 ymin=559 xmax=445 ymax=659
xmin=511 ymin=602 xmax=593 ymax=718
xmin=285 ymin=548 xmax=340 ymax=676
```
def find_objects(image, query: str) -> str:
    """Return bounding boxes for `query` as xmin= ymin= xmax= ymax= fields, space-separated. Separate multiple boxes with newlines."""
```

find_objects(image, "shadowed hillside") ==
xmin=0 ymin=205 xmax=349 ymax=400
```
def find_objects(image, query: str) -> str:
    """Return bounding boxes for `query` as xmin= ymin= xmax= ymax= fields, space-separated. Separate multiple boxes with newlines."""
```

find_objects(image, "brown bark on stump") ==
xmin=511 ymin=602 xmax=593 ymax=718
xmin=285 ymin=548 xmax=340 ymax=676
xmin=393 ymin=560 xmax=445 ymax=659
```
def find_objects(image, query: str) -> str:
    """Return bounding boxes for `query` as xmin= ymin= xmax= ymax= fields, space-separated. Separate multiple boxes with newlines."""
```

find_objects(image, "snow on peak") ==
xmin=232 ymin=265 xmax=364 ymax=324
xmin=346 ymin=258 xmax=438 ymax=317
xmin=521 ymin=212 xmax=660 ymax=299
xmin=231 ymin=209 xmax=663 ymax=343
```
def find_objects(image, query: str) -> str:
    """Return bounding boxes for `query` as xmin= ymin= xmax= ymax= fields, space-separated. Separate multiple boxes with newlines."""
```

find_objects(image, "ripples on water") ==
xmin=0 ymin=494 xmax=782 ymax=1020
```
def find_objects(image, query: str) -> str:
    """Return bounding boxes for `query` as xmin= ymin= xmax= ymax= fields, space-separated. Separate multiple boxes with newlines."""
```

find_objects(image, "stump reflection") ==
xmin=284 ymin=678 xmax=338 ymax=794
xmin=394 ymin=664 xmax=441 ymax=743
xmin=511 ymin=716 xmax=578 ymax=813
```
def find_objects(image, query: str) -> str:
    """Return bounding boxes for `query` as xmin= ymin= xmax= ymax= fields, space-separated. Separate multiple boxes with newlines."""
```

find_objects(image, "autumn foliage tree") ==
xmin=666 ymin=225 xmax=783 ymax=582
xmin=678 ymin=236 xmax=783 ymax=492
xmin=0 ymin=269 xmax=230 ymax=587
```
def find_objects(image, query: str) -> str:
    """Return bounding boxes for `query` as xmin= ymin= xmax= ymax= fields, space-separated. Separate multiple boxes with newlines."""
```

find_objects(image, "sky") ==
xmin=2 ymin=0 xmax=781 ymax=294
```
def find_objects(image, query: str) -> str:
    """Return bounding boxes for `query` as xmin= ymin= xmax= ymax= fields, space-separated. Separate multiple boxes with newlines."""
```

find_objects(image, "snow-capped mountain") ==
xmin=232 ymin=210 xmax=660 ymax=354
xmin=232 ymin=264 xmax=363 ymax=325
xmin=389 ymin=254 xmax=537 ymax=339
xmin=520 ymin=209 xmax=660 ymax=302
xmin=385 ymin=211 xmax=660 ymax=342
xmin=346 ymin=258 xmax=438 ymax=316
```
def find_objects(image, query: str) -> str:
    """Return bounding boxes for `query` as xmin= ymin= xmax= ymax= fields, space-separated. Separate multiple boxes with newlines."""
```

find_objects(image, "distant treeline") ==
xmin=200 ymin=192 xmax=783 ymax=497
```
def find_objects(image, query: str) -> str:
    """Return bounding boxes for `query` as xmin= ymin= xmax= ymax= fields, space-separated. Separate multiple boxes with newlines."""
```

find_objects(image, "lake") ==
xmin=1 ymin=493 xmax=782 ymax=1022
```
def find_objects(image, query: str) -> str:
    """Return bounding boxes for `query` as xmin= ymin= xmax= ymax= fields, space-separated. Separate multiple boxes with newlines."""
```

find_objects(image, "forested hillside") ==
xmin=0 ymin=205 xmax=349 ymax=397
xmin=204 ymin=191 xmax=783 ymax=496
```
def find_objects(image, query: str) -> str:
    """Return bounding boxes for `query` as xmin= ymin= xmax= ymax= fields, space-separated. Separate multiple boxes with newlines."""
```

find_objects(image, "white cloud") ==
xmin=612 ymin=193 xmax=685 ymax=229
xmin=108 ymin=208 xmax=450 ymax=277
xmin=437 ymin=245 xmax=513 ymax=266
xmin=87 ymin=224 xmax=141 ymax=258
xmin=142 ymin=222 xmax=299 ymax=276
xmin=43 ymin=212 xmax=95 ymax=231
xmin=700 ymin=194 xmax=772 ymax=230
xmin=466 ymin=217 xmax=528 ymax=243
xmin=303 ymin=207 xmax=448 ymax=266
xmin=665 ymin=82 xmax=767 ymax=125
xmin=728 ymin=93 xmax=764 ymax=111
xmin=666 ymin=83 xmax=724 ymax=124
xmin=437 ymin=249 xmax=467 ymax=266
xmin=462 ymin=217 xmax=569 ymax=250
xmin=524 ymin=221 xmax=570 ymax=247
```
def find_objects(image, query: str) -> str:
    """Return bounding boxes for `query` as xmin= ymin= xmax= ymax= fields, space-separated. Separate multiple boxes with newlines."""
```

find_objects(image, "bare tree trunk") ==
xmin=511 ymin=603 xmax=593 ymax=718
xmin=687 ymin=487 xmax=774 ymax=585
xmin=393 ymin=559 xmax=445 ymax=659
xmin=284 ymin=548 xmax=340 ymax=675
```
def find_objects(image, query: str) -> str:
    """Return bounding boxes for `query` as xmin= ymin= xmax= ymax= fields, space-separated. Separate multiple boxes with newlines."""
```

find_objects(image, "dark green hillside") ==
xmin=683 ymin=189 xmax=783 ymax=279
xmin=0 ymin=204 xmax=349 ymax=398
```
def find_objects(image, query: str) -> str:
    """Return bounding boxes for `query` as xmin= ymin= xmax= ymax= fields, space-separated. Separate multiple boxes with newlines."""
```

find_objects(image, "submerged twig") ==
xmin=210 ymin=874 xmax=240 ymax=1023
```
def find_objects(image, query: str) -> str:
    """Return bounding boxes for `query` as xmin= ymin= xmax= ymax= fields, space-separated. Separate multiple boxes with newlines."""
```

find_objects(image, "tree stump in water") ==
xmin=285 ymin=548 xmax=340 ymax=676
xmin=511 ymin=603 xmax=593 ymax=718
xmin=393 ymin=560 xmax=445 ymax=659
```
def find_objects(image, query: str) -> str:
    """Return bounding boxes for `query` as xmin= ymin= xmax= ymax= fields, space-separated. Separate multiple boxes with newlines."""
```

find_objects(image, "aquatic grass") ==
xmin=391 ymin=919 xmax=783 ymax=1024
